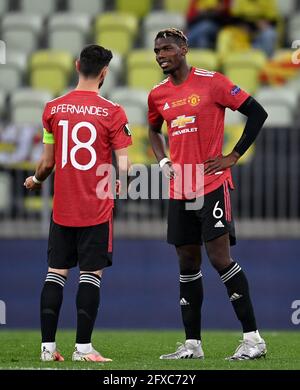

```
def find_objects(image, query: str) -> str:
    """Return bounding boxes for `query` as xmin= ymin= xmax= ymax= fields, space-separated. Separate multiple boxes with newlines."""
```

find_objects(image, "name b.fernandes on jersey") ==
xmin=50 ymin=104 xmax=109 ymax=117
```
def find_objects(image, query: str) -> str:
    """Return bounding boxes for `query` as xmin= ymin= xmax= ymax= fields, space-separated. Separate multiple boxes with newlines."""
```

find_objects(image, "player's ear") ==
xmin=75 ymin=60 xmax=80 ymax=72
xmin=181 ymin=45 xmax=188 ymax=56
xmin=100 ymin=66 xmax=108 ymax=80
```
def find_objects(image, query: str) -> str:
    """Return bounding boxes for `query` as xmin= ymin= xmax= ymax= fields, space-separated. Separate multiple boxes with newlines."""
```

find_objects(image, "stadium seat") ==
xmin=288 ymin=13 xmax=300 ymax=43
xmin=108 ymin=88 xmax=148 ymax=125
xmin=95 ymin=12 xmax=138 ymax=56
xmin=224 ymin=109 xmax=253 ymax=164
xmin=127 ymin=50 xmax=162 ymax=91
xmin=255 ymin=87 xmax=298 ymax=127
xmin=67 ymin=0 xmax=105 ymax=15
xmin=30 ymin=50 xmax=73 ymax=95
xmin=0 ymin=39 xmax=5 ymax=65
xmin=0 ymin=0 xmax=8 ymax=16
xmin=0 ymin=50 xmax=27 ymax=93
xmin=48 ymin=13 xmax=91 ymax=57
xmin=163 ymin=0 xmax=190 ymax=13
xmin=286 ymin=75 xmax=300 ymax=93
xmin=127 ymin=125 xmax=155 ymax=164
xmin=20 ymin=0 xmax=57 ymax=17
xmin=225 ymin=109 xmax=245 ymax=126
xmin=224 ymin=123 xmax=254 ymax=165
xmin=10 ymin=88 xmax=53 ymax=125
xmin=0 ymin=172 xmax=11 ymax=211
xmin=99 ymin=53 xmax=123 ymax=97
xmin=2 ymin=13 xmax=43 ymax=54
xmin=24 ymin=196 xmax=53 ymax=212
xmin=187 ymin=49 xmax=219 ymax=71
xmin=143 ymin=11 xmax=186 ymax=48
xmin=0 ymin=90 xmax=6 ymax=116
xmin=223 ymin=50 xmax=266 ymax=94
xmin=217 ymin=26 xmax=251 ymax=60
xmin=116 ymin=0 xmax=153 ymax=19
xmin=276 ymin=0 xmax=297 ymax=17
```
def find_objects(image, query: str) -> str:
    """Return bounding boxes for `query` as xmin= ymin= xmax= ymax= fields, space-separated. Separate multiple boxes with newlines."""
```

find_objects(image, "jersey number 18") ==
xmin=59 ymin=120 xmax=97 ymax=171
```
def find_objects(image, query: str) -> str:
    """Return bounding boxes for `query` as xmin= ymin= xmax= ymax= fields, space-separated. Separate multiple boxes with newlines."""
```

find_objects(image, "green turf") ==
xmin=0 ymin=330 xmax=299 ymax=370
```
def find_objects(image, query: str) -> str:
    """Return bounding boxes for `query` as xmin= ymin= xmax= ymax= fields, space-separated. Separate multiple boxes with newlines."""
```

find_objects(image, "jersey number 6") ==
xmin=213 ymin=201 xmax=224 ymax=219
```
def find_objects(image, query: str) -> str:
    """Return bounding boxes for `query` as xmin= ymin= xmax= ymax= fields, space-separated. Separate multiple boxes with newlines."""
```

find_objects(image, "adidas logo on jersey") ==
xmin=163 ymin=102 xmax=170 ymax=110
xmin=214 ymin=220 xmax=224 ymax=228
xmin=230 ymin=293 xmax=243 ymax=302
xmin=180 ymin=298 xmax=190 ymax=306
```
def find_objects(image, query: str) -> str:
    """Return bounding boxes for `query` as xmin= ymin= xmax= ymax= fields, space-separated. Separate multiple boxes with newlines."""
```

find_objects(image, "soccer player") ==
xmin=24 ymin=44 xmax=132 ymax=362
xmin=148 ymin=29 xmax=268 ymax=360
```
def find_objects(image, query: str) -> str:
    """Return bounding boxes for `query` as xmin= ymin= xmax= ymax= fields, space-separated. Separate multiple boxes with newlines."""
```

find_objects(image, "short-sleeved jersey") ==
xmin=148 ymin=68 xmax=249 ymax=198
xmin=43 ymin=90 xmax=132 ymax=227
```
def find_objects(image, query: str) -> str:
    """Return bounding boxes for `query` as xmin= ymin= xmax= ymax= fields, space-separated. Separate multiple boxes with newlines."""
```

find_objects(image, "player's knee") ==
xmin=80 ymin=270 xmax=103 ymax=277
xmin=48 ymin=267 xmax=68 ymax=278
xmin=176 ymin=245 xmax=201 ymax=272
xmin=207 ymin=251 xmax=231 ymax=271
xmin=178 ymin=255 xmax=201 ymax=273
xmin=180 ymin=261 xmax=200 ymax=273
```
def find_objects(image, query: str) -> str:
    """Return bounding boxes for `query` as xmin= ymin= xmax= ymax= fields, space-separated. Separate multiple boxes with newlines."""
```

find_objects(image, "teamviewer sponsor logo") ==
xmin=291 ymin=300 xmax=300 ymax=325
xmin=0 ymin=40 xmax=6 ymax=64
xmin=0 ymin=300 xmax=6 ymax=325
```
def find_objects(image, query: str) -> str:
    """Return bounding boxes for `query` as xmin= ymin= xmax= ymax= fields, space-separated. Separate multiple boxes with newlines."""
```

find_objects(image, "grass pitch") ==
xmin=0 ymin=330 xmax=299 ymax=370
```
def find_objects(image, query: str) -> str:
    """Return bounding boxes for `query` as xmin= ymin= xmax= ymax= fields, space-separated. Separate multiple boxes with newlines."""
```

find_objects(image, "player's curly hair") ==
xmin=155 ymin=28 xmax=188 ymax=46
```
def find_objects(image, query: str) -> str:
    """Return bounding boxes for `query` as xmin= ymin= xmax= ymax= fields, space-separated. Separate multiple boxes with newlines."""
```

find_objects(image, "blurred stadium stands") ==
xmin=0 ymin=0 xmax=300 ymax=239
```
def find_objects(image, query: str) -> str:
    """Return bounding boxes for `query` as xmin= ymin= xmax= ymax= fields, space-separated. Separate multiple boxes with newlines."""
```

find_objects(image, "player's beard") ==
xmin=162 ymin=65 xmax=175 ymax=74
xmin=162 ymin=63 xmax=179 ymax=75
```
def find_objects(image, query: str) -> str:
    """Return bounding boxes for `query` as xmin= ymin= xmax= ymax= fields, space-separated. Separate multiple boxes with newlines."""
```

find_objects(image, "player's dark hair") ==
xmin=155 ymin=28 xmax=188 ymax=46
xmin=79 ymin=44 xmax=113 ymax=78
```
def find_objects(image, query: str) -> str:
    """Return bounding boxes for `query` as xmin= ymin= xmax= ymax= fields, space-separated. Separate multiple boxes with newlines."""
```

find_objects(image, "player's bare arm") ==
xmin=205 ymin=97 xmax=268 ymax=175
xmin=149 ymin=124 xmax=175 ymax=179
xmin=24 ymin=144 xmax=55 ymax=190
xmin=114 ymin=147 xmax=131 ymax=196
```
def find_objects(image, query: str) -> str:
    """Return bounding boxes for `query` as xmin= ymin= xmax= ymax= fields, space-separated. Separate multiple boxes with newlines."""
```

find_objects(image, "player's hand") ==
xmin=162 ymin=162 xmax=176 ymax=179
xmin=24 ymin=176 xmax=42 ymax=190
xmin=204 ymin=151 xmax=240 ymax=175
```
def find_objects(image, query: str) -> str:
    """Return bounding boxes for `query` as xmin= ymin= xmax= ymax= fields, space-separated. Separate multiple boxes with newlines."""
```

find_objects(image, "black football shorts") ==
xmin=167 ymin=181 xmax=236 ymax=246
xmin=47 ymin=215 xmax=113 ymax=271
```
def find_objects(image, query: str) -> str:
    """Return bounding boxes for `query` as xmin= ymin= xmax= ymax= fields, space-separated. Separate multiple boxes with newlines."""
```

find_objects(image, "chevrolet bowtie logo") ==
xmin=171 ymin=115 xmax=196 ymax=129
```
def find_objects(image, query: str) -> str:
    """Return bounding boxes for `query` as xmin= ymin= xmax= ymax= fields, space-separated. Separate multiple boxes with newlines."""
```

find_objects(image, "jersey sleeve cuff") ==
xmin=112 ymin=139 xmax=133 ymax=150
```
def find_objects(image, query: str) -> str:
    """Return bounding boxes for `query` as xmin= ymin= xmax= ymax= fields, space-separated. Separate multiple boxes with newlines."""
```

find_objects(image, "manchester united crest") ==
xmin=187 ymin=94 xmax=201 ymax=106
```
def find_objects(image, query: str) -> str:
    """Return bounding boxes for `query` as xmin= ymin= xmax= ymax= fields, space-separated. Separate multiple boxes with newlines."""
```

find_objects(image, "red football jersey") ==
xmin=148 ymin=68 xmax=249 ymax=198
xmin=43 ymin=90 xmax=132 ymax=227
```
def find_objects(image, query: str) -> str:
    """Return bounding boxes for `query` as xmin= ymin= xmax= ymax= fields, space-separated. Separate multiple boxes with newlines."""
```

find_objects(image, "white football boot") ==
xmin=226 ymin=339 xmax=267 ymax=361
xmin=160 ymin=340 xmax=204 ymax=360
xmin=72 ymin=347 xmax=112 ymax=362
